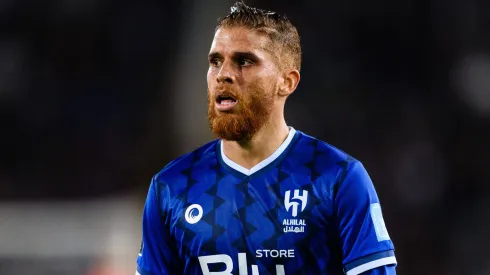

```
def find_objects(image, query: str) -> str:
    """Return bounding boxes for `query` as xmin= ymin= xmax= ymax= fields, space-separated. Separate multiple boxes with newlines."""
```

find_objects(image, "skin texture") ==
xmin=207 ymin=27 xmax=300 ymax=169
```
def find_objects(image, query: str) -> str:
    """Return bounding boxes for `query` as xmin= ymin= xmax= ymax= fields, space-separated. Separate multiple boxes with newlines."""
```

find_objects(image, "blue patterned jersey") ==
xmin=136 ymin=128 xmax=397 ymax=275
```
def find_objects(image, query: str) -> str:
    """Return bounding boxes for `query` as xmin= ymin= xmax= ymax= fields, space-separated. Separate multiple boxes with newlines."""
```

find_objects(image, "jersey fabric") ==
xmin=136 ymin=128 xmax=397 ymax=275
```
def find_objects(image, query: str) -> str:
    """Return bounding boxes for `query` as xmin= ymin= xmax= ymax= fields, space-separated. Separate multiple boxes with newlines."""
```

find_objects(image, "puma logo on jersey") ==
xmin=185 ymin=204 xmax=203 ymax=224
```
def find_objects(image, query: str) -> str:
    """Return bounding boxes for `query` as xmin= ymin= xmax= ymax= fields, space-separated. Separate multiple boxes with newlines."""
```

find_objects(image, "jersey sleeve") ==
xmin=360 ymin=265 xmax=397 ymax=274
xmin=334 ymin=161 xmax=397 ymax=275
xmin=136 ymin=177 xmax=180 ymax=275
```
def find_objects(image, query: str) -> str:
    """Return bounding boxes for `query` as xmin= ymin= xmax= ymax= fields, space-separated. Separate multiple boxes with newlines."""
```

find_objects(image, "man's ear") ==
xmin=278 ymin=69 xmax=300 ymax=97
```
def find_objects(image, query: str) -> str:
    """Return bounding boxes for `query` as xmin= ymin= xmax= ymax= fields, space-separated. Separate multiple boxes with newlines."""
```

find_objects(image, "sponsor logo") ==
xmin=198 ymin=252 xmax=290 ymax=275
xmin=185 ymin=204 xmax=203 ymax=224
xmin=283 ymin=190 xmax=308 ymax=233
xmin=256 ymin=249 xmax=295 ymax=258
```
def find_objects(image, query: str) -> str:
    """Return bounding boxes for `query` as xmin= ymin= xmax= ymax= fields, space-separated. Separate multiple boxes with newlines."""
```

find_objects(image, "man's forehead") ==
xmin=210 ymin=28 xmax=272 ymax=54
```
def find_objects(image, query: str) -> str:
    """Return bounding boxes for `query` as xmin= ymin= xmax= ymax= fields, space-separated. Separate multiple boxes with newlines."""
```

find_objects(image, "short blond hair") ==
xmin=216 ymin=2 xmax=302 ymax=71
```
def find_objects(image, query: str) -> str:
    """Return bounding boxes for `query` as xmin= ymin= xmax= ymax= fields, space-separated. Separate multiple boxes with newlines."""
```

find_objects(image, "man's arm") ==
xmin=360 ymin=265 xmax=397 ymax=275
xmin=335 ymin=160 xmax=397 ymax=275
xmin=136 ymin=177 xmax=180 ymax=275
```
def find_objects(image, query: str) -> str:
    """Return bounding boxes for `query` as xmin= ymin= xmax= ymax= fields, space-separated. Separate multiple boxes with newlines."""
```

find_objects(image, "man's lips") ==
xmin=215 ymin=92 xmax=238 ymax=111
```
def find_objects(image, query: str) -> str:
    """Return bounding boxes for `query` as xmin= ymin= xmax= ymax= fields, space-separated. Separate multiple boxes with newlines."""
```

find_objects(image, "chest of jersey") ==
xmin=167 ymin=167 xmax=338 ymax=274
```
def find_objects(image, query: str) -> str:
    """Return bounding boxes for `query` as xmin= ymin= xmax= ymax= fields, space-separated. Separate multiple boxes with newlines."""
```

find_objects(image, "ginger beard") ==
xmin=208 ymin=85 xmax=275 ymax=141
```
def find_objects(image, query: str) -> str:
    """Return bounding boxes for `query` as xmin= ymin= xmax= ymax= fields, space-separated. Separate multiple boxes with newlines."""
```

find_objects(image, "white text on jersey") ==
xmin=198 ymin=253 xmax=287 ymax=275
xmin=256 ymin=249 xmax=295 ymax=258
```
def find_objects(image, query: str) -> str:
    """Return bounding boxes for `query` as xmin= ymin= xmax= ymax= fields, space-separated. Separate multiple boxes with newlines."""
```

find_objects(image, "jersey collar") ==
xmin=219 ymin=127 xmax=297 ymax=177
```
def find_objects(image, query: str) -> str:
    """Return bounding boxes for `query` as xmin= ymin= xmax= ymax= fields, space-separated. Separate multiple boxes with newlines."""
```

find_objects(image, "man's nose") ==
xmin=216 ymin=61 xmax=235 ymax=84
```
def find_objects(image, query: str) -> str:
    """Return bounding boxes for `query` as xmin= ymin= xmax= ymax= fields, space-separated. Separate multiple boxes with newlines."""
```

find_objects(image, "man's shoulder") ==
xmin=296 ymin=131 xmax=358 ymax=165
xmin=293 ymin=131 xmax=363 ymax=186
xmin=153 ymin=139 xmax=219 ymax=185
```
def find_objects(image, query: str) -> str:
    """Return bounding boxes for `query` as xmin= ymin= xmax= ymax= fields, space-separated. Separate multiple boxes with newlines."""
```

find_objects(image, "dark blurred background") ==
xmin=1 ymin=0 xmax=489 ymax=274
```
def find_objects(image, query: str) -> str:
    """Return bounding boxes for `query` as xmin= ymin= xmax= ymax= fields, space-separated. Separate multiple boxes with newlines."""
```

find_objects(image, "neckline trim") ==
xmin=219 ymin=127 xmax=297 ymax=176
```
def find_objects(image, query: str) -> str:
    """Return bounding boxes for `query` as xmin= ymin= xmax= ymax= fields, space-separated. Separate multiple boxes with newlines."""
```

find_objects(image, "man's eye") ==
xmin=210 ymin=59 xmax=222 ymax=66
xmin=239 ymin=59 xmax=253 ymax=66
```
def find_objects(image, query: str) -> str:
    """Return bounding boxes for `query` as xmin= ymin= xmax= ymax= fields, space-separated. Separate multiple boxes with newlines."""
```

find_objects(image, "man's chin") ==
xmin=211 ymin=128 xmax=249 ymax=142
xmin=209 ymin=120 xmax=252 ymax=142
xmin=208 ymin=107 xmax=264 ymax=142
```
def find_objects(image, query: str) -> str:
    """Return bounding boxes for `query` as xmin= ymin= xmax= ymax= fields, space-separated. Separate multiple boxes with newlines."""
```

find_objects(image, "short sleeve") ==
xmin=136 ymin=178 xmax=180 ymax=275
xmin=335 ymin=161 xmax=397 ymax=275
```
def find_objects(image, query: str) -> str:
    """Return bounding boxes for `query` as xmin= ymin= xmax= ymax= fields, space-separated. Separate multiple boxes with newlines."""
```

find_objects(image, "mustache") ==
xmin=211 ymin=88 xmax=240 ymax=100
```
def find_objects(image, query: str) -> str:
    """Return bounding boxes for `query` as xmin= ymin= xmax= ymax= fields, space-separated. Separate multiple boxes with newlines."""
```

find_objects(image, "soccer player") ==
xmin=136 ymin=2 xmax=397 ymax=275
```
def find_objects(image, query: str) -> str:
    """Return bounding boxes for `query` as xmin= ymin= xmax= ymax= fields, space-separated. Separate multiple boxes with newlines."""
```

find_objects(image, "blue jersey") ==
xmin=136 ymin=128 xmax=397 ymax=275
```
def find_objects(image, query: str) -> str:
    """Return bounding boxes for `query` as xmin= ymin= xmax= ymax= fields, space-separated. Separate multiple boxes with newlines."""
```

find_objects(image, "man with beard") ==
xmin=136 ymin=2 xmax=397 ymax=275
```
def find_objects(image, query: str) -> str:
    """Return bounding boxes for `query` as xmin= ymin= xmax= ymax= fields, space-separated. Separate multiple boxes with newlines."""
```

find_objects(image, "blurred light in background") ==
xmin=454 ymin=53 xmax=490 ymax=117
xmin=0 ymin=197 xmax=140 ymax=275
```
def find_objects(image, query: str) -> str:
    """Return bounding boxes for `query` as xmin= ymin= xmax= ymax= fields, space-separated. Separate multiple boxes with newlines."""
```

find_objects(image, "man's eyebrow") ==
xmin=232 ymin=51 xmax=260 ymax=61
xmin=208 ymin=51 xmax=262 ymax=62
xmin=208 ymin=52 xmax=223 ymax=60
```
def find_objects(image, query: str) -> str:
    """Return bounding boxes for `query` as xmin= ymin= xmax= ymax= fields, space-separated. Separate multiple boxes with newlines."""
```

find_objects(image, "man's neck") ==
xmin=222 ymin=120 xmax=290 ymax=170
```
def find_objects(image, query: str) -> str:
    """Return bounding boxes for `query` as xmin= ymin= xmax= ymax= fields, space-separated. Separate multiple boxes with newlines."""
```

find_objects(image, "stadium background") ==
xmin=1 ymin=0 xmax=490 ymax=274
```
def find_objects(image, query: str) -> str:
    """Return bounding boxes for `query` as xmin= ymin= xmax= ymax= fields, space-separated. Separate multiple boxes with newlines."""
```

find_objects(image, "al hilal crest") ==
xmin=283 ymin=190 xmax=308 ymax=233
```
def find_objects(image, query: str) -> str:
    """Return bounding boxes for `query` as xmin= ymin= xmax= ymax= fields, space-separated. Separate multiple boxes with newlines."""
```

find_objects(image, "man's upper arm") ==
xmin=359 ymin=265 xmax=397 ymax=275
xmin=335 ymin=160 xmax=397 ymax=275
xmin=136 ymin=177 xmax=179 ymax=275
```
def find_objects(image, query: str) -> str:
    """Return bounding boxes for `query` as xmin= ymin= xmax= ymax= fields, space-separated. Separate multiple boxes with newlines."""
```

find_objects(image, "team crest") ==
xmin=283 ymin=189 xmax=308 ymax=233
